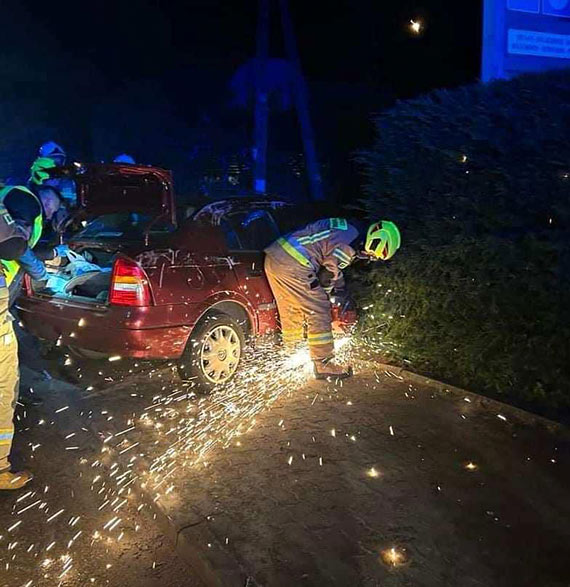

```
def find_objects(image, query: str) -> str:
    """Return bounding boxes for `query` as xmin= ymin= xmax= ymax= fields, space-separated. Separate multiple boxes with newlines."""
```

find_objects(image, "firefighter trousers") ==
xmin=264 ymin=253 xmax=334 ymax=361
xmin=0 ymin=316 xmax=18 ymax=473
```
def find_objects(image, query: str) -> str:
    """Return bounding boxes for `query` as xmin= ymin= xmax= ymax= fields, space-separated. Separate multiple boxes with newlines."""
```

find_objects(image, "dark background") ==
xmin=1 ymin=0 xmax=482 ymax=200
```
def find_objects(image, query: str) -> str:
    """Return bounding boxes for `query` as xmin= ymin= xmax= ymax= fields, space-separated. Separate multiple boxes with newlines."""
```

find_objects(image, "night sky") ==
xmin=2 ymin=0 xmax=483 ymax=195
xmin=9 ymin=0 xmax=482 ymax=92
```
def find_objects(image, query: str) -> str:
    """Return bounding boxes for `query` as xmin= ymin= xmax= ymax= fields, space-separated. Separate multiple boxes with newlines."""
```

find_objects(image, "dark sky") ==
xmin=8 ymin=0 xmax=482 ymax=96
xmin=2 ymin=0 xmax=483 ymax=195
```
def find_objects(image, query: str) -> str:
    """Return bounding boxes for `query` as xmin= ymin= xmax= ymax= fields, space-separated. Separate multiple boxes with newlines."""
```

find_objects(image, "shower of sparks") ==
xmin=5 ymin=335 xmax=354 ymax=584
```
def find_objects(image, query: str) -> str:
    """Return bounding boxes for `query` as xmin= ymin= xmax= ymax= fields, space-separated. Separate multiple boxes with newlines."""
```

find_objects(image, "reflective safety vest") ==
xmin=276 ymin=236 xmax=313 ymax=268
xmin=276 ymin=218 xmax=349 ymax=269
xmin=0 ymin=186 xmax=43 ymax=285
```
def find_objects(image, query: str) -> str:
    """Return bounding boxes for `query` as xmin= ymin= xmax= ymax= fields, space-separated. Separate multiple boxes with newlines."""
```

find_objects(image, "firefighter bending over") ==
xmin=264 ymin=218 xmax=400 ymax=380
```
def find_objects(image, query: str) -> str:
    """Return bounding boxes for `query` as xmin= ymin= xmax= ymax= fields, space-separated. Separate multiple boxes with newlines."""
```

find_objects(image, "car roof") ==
xmin=191 ymin=198 xmax=290 ymax=225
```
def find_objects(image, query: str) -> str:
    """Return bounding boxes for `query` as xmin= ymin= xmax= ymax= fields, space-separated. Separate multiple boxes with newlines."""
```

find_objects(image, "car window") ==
xmin=75 ymin=213 xmax=173 ymax=239
xmin=270 ymin=205 xmax=313 ymax=235
xmin=221 ymin=210 xmax=281 ymax=251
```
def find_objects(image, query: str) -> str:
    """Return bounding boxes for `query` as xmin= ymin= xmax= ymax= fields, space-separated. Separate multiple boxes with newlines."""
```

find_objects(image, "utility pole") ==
xmin=278 ymin=0 xmax=324 ymax=201
xmin=253 ymin=0 xmax=270 ymax=194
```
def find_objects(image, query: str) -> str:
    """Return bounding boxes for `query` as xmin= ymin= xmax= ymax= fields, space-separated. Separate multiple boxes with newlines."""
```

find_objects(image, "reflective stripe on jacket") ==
xmin=265 ymin=218 xmax=359 ymax=290
xmin=0 ymin=186 xmax=43 ymax=286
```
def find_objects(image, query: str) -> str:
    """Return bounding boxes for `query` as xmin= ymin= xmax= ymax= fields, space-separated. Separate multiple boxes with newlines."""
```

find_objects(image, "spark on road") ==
xmin=380 ymin=546 xmax=407 ymax=567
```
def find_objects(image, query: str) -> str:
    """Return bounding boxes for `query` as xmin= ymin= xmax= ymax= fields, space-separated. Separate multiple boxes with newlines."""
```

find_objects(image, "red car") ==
xmin=17 ymin=163 xmax=288 ymax=390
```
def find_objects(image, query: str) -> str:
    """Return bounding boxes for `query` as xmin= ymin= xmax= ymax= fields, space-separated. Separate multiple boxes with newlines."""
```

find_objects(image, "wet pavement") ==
xmin=0 ymin=329 xmax=569 ymax=586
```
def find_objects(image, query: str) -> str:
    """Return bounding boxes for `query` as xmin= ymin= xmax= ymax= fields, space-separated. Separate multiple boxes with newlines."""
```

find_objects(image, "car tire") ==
xmin=177 ymin=311 xmax=245 ymax=393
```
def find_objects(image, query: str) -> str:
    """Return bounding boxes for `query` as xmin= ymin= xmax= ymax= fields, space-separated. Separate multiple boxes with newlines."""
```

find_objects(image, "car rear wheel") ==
xmin=177 ymin=312 xmax=245 ymax=392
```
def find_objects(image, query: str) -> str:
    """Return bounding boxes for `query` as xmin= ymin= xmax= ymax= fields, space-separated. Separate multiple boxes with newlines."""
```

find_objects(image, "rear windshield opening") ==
xmin=75 ymin=213 xmax=174 ymax=240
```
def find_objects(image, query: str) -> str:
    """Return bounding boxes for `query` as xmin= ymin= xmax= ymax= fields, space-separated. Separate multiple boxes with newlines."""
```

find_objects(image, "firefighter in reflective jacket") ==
xmin=264 ymin=218 xmax=401 ymax=379
xmin=0 ymin=164 xmax=69 ymax=489
xmin=1 ymin=158 xmax=67 ymax=302
xmin=0 ymin=199 xmax=45 ymax=489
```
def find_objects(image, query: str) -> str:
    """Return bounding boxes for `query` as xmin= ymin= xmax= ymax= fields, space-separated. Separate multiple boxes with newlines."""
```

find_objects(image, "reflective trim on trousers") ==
xmin=308 ymin=333 xmax=334 ymax=346
xmin=0 ymin=432 xmax=13 ymax=445
xmin=282 ymin=329 xmax=304 ymax=342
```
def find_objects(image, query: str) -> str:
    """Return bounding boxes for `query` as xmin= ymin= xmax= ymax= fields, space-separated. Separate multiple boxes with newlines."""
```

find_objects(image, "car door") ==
xmin=219 ymin=209 xmax=280 ymax=333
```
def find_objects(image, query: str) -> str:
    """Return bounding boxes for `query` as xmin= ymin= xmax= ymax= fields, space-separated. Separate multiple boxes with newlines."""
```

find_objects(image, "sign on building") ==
xmin=542 ymin=0 xmax=570 ymax=17
xmin=482 ymin=0 xmax=570 ymax=81
xmin=508 ymin=0 xmax=540 ymax=12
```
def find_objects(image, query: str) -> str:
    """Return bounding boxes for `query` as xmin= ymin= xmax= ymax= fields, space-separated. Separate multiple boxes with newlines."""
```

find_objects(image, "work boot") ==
xmin=0 ymin=470 xmax=33 ymax=490
xmin=313 ymin=357 xmax=353 ymax=380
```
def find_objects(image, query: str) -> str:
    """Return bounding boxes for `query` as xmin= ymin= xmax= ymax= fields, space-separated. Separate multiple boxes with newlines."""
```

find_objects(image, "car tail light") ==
xmin=23 ymin=274 xmax=32 ymax=296
xmin=109 ymin=257 xmax=152 ymax=307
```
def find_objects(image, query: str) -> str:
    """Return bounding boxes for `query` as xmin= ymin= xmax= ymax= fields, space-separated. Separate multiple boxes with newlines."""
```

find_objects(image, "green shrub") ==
xmin=356 ymin=70 xmax=570 ymax=411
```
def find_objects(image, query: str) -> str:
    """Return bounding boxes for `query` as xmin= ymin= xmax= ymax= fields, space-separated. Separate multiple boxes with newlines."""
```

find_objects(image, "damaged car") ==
xmin=17 ymin=163 xmax=356 ymax=390
xmin=17 ymin=163 xmax=288 ymax=390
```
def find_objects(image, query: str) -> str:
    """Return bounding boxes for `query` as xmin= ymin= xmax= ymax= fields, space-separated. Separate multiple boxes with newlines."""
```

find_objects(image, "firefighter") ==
xmin=33 ymin=146 xmax=77 ymax=207
xmin=2 ymin=158 xmax=67 ymax=302
xmin=28 ymin=156 xmax=69 ymax=239
xmin=0 ymin=196 xmax=47 ymax=488
xmin=264 ymin=218 xmax=401 ymax=379
xmin=0 ymin=162 xmax=71 ymax=486
xmin=29 ymin=155 xmax=60 ymax=191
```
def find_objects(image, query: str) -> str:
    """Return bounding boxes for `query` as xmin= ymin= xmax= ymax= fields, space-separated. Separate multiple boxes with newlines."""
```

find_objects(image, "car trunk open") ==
xmin=30 ymin=163 xmax=176 ymax=305
xmin=55 ymin=163 xmax=176 ymax=228
xmin=32 ymin=247 xmax=116 ymax=303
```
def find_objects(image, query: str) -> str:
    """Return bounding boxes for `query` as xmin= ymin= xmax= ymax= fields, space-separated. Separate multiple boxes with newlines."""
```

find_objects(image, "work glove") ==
xmin=53 ymin=244 xmax=70 ymax=258
xmin=331 ymin=289 xmax=355 ymax=314
xmin=18 ymin=249 xmax=48 ymax=281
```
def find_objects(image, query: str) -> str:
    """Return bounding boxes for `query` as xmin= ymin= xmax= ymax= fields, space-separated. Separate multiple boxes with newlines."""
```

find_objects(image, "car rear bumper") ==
xmin=16 ymin=297 xmax=190 ymax=359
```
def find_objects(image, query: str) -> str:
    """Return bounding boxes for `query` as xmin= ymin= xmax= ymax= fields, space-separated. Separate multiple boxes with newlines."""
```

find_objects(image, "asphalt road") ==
xmin=0 ymin=330 xmax=201 ymax=587
xmin=0 ymin=329 xmax=569 ymax=587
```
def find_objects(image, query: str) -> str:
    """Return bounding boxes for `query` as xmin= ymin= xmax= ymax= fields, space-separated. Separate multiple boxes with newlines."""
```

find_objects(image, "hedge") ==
xmin=355 ymin=70 xmax=570 ymax=414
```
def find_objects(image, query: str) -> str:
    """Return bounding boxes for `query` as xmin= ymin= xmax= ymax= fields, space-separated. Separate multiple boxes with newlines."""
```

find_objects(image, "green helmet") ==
xmin=364 ymin=220 xmax=401 ymax=260
xmin=29 ymin=156 xmax=57 ymax=185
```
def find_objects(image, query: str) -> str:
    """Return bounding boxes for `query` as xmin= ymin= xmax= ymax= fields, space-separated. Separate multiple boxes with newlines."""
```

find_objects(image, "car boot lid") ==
xmin=49 ymin=163 xmax=176 ymax=230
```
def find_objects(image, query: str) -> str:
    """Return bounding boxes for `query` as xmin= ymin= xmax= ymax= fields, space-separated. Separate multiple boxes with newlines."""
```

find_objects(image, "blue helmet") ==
xmin=113 ymin=153 xmax=136 ymax=164
xmin=39 ymin=141 xmax=66 ymax=165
